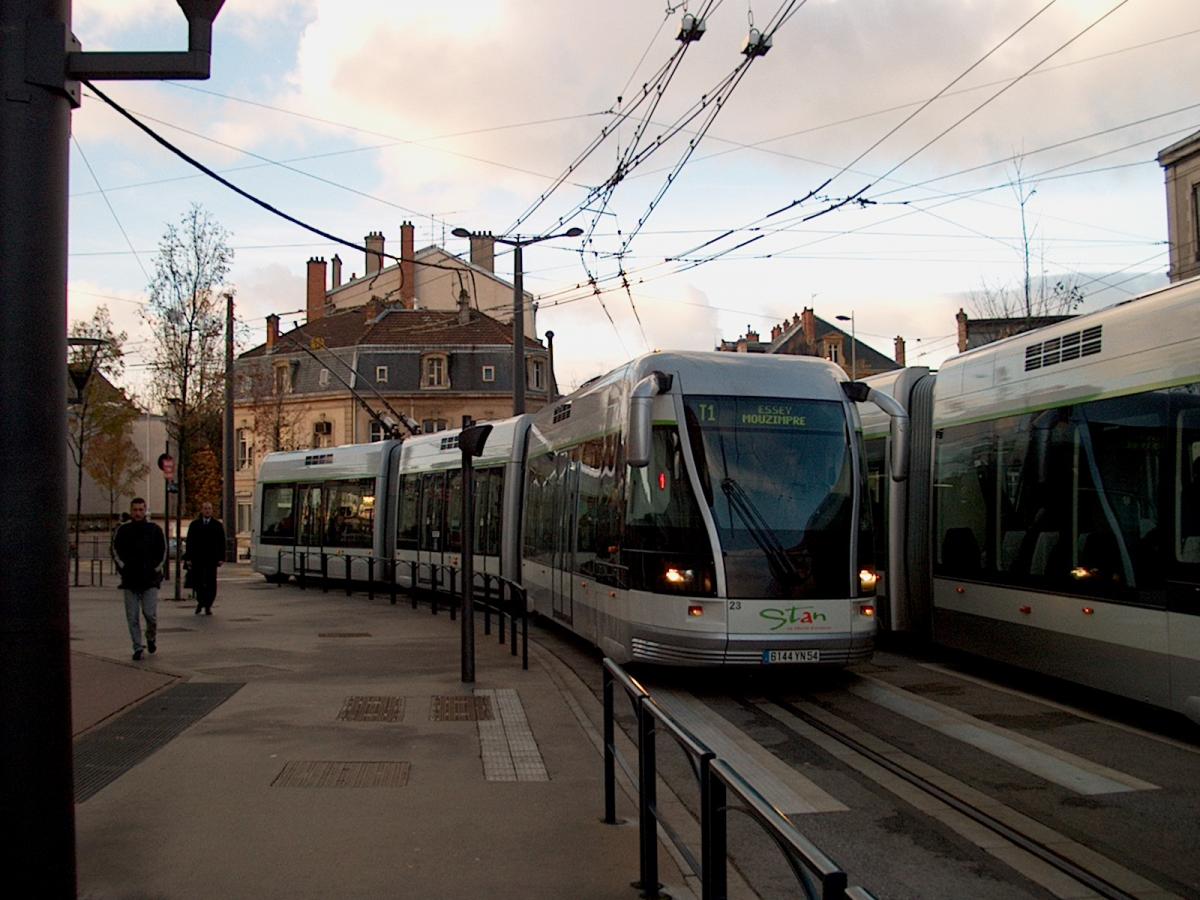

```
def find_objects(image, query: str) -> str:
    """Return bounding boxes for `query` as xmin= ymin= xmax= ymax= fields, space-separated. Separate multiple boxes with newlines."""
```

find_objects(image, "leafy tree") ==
xmin=143 ymin=204 xmax=233 ymax=518
xmin=67 ymin=307 xmax=127 ymax=582
xmin=185 ymin=445 xmax=222 ymax=516
xmin=86 ymin=427 xmax=149 ymax=524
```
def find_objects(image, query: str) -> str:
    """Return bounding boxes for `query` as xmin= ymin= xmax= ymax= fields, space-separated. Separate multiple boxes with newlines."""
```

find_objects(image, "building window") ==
xmin=236 ymin=428 xmax=254 ymax=470
xmin=1193 ymin=182 xmax=1200 ymax=261
xmin=481 ymin=365 xmax=496 ymax=383
xmin=826 ymin=343 xmax=840 ymax=364
xmin=236 ymin=501 xmax=253 ymax=535
xmin=375 ymin=365 xmax=388 ymax=384
xmin=528 ymin=358 xmax=545 ymax=390
xmin=313 ymin=419 xmax=333 ymax=448
xmin=369 ymin=419 xmax=387 ymax=442
xmin=421 ymin=418 xmax=449 ymax=433
xmin=273 ymin=363 xmax=292 ymax=394
xmin=422 ymin=353 xmax=449 ymax=388
xmin=319 ymin=368 xmax=330 ymax=387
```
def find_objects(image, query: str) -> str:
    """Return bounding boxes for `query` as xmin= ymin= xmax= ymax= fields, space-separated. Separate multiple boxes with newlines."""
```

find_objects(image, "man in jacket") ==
xmin=111 ymin=497 xmax=166 ymax=661
xmin=185 ymin=501 xmax=226 ymax=615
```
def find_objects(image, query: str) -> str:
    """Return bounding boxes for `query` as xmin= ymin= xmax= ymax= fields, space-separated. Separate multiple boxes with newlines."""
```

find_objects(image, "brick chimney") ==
xmin=470 ymin=233 xmax=495 ymax=273
xmin=266 ymin=313 xmax=279 ymax=350
xmin=894 ymin=335 xmax=906 ymax=367
xmin=363 ymin=296 xmax=383 ymax=323
xmin=801 ymin=308 xmax=817 ymax=349
xmin=331 ymin=253 xmax=342 ymax=289
xmin=457 ymin=287 xmax=472 ymax=325
xmin=306 ymin=257 xmax=327 ymax=322
xmin=770 ymin=325 xmax=781 ymax=341
xmin=745 ymin=325 xmax=759 ymax=343
xmin=956 ymin=308 xmax=969 ymax=352
xmin=364 ymin=232 xmax=384 ymax=277
xmin=400 ymin=221 xmax=415 ymax=309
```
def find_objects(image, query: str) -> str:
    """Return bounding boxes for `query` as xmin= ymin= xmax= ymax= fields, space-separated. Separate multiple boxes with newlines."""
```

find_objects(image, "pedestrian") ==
xmin=111 ymin=497 xmax=166 ymax=661
xmin=184 ymin=501 xmax=226 ymax=616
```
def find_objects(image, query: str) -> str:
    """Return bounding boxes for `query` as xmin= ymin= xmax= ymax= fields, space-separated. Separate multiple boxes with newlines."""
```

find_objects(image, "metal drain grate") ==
xmin=430 ymin=695 xmax=493 ymax=722
xmin=74 ymin=681 xmax=243 ymax=802
xmin=272 ymin=760 xmax=410 ymax=788
xmin=318 ymin=632 xmax=372 ymax=638
xmin=338 ymin=696 xmax=405 ymax=722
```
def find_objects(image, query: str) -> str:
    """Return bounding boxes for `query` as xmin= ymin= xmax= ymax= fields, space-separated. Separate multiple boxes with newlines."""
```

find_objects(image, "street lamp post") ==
xmin=836 ymin=312 xmax=857 ymax=381
xmin=452 ymin=227 xmax=582 ymax=415
xmin=167 ymin=397 xmax=185 ymax=602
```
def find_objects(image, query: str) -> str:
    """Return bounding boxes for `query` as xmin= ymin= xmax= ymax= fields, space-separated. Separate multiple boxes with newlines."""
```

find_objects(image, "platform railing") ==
xmin=602 ymin=658 xmax=875 ymax=900
xmin=271 ymin=549 xmax=528 ymax=669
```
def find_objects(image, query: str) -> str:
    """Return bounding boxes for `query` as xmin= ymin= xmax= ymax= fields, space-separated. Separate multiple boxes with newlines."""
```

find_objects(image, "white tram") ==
xmin=862 ymin=275 xmax=1200 ymax=721
xmin=252 ymin=350 xmax=911 ymax=667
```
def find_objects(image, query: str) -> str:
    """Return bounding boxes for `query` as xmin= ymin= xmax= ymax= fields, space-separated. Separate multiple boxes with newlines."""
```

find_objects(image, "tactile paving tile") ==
xmin=271 ymin=760 xmax=410 ymax=788
xmin=475 ymin=688 xmax=548 ymax=782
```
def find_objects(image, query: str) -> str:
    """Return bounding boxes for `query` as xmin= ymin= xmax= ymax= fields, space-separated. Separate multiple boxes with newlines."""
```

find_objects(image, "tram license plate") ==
xmin=763 ymin=649 xmax=820 ymax=664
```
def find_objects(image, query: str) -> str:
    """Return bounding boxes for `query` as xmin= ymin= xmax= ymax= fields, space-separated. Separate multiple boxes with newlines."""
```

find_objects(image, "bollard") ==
xmin=299 ymin=552 xmax=307 ymax=590
xmin=388 ymin=560 xmax=397 ymax=606
xmin=344 ymin=555 xmax=352 ymax=596
xmin=321 ymin=552 xmax=329 ymax=593
xmin=367 ymin=556 xmax=375 ymax=601
xmin=448 ymin=568 xmax=456 ymax=622
xmin=410 ymin=560 xmax=418 ymax=610
xmin=702 ymin=763 xmax=727 ymax=900
xmin=635 ymin=697 xmax=662 ymax=897
xmin=431 ymin=566 xmax=439 ymax=615
xmin=277 ymin=549 xmax=285 ymax=586
xmin=483 ymin=574 xmax=492 ymax=637
xmin=603 ymin=667 xmax=617 ymax=824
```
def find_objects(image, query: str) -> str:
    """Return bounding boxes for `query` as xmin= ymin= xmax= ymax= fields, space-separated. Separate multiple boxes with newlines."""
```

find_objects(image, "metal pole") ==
xmin=174 ymin=403 xmax=184 ymax=603
xmin=163 ymin=439 xmax=171 ymax=581
xmin=223 ymin=291 xmax=235 ymax=561
xmin=512 ymin=242 xmax=525 ymax=416
xmin=0 ymin=2 xmax=76 ymax=890
xmin=851 ymin=312 xmax=857 ymax=381
xmin=461 ymin=429 xmax=476 ymax=683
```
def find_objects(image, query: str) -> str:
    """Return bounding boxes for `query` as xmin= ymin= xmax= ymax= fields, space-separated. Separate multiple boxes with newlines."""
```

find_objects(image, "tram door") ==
xmin=1169 ymin=404 xmax=1200 ymax=716
xmin=298 ymin=484 xmax=323 ymax=571
xmin=418 ymin=471 xmax=446 ymax=585
xmin=550 ymin=452 xmax=579 ymax=624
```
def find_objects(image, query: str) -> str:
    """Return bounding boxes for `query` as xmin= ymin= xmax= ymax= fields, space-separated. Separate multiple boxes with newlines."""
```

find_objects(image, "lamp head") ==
xmin=451 ymin=227 xmax=471 ymax=239
xmin=563 ymin=227 xmax=583 ymax=238
xmin=176 ymin=0 xmax=225 ymax=23
xmin=836 ymin=315 xmax=851 ymax=322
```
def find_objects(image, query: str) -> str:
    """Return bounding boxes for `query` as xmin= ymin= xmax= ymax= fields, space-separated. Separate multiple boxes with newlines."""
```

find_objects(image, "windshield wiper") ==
xmin=721 ymin=477 xmax=798 ymax=584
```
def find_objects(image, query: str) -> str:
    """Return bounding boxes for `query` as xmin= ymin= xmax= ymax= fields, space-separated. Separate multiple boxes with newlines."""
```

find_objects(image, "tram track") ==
xmin=756 ymin=693 xmax=1174 ymax=900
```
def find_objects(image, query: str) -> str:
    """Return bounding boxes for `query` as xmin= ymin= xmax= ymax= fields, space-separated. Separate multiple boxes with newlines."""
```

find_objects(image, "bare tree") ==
xmin=144 ymin=204 xmax=233 ymax=518
xmin=969 ymin=157 xmax=1084 ymax=322
xmin=67 ymin=306 xmax=127 ymax=579
xmin=238 ymin=360 xmax=302 ymax=460
xmin=86 ymin=426 xmax=149 ymax=524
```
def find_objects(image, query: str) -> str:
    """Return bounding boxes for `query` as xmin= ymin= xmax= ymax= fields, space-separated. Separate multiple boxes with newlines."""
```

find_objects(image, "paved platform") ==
xmin=69 ymin=563 xmax=691 ymax=899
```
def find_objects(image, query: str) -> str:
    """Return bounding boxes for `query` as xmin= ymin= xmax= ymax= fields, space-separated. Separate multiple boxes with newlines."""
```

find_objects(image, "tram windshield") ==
xmin=684 ymin=395 xmax=854 ymax=599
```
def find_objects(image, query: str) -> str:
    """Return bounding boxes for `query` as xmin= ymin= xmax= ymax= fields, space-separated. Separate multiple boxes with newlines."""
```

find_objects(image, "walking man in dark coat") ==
xmin=185 ymin=501 xmax=226 ymax=615
xmin=112 ymin=497 xmax=166 ymax=661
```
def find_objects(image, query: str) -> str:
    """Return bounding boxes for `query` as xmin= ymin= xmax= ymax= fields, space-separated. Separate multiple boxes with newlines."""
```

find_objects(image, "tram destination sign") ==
xmin=686 ymin=396 xmax=843 ymax=431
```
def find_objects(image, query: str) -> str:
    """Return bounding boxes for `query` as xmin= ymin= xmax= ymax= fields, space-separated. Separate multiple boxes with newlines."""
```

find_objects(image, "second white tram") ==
xmin=252 ymin=351 xmax=910 ymax=667
xmin=861 ymin=276 xmax=1200 ymax=721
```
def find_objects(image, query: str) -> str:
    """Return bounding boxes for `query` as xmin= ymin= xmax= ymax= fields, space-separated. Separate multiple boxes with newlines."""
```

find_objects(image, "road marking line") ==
xmin=652 ymin=688 xmax=846 ymax=815
xmin=850 ymin=678 xmax=1158 ymax=795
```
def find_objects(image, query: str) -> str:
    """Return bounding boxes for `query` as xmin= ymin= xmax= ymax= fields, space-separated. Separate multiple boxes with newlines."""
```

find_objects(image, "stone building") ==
xmin=1158 ymin=128 xmax=1200 ymax=284
xmin=718 ymin=308 xmax=901 ymax=378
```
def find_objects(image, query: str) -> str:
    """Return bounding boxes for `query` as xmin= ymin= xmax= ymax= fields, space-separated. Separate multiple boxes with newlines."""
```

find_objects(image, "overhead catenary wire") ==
xmin=71 ymin=135 xmax=150 ymax=283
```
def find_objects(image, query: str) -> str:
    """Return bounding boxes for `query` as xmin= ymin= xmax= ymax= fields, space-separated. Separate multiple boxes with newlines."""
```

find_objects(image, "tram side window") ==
xmin=523 ymin=452 xmax=555 ymax=564
xmin=573 ymin=436 xmax=625 ymax=586
xmin=934 ymin=422 xmax=993 ymax=577
xmin=1175 ymin=401 xmax=1200 ymax=563
xmin=863 ymin=436 xmax=886 ymax=577
xmin=472 ymin=468 xmax=504 ymax=557
xmin=420 ymin=472 xmax=446 ymax=552
xmin=260 ymin=483 xmax=296 ymax=544
xmin=396 ymin=475 xmax=420 ymax=551
xmin=298 ymin=484 xmax=325 ymax=548
xmin=324 ymin=478 xmax=375 ymax=548
xmin=446 ymin=470 xmax=464 ymax=552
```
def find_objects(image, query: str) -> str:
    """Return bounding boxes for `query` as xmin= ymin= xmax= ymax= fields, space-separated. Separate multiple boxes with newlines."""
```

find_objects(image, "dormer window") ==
xmin=422 ymin=353 xmax=449 ymax=389
xmin=527 ymin=358 xmax=545 ymax=391
xmin=375 ymin=365 xmax=388 ymax=384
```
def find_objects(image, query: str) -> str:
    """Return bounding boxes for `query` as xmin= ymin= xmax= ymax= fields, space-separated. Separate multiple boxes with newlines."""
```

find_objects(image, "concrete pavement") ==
xmin=69 ymin=563 xmax=692 ymax=899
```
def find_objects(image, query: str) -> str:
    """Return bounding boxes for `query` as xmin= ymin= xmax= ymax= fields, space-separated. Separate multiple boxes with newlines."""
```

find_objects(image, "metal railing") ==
xmin=602 ymin=659 xmax=875 ymax=900
xmin=273 ymin=548 xmax=529 ymax=669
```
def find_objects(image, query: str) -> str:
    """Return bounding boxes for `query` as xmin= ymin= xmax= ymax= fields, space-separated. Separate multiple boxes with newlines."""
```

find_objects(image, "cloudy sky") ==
xmin=68 ymin=0 xmax=1199 ymax=397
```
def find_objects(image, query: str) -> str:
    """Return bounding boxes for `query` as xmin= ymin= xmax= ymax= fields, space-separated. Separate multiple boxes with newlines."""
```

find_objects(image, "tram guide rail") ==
xmin=602 ymin=659 xmax=874 ymax=900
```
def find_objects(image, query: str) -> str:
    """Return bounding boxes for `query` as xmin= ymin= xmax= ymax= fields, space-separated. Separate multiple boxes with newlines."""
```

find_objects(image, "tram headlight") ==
xmin=665 ymin=567 xmax=693 ymax=586
xmin=858 ymin=568 xmax=878 ymax=591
